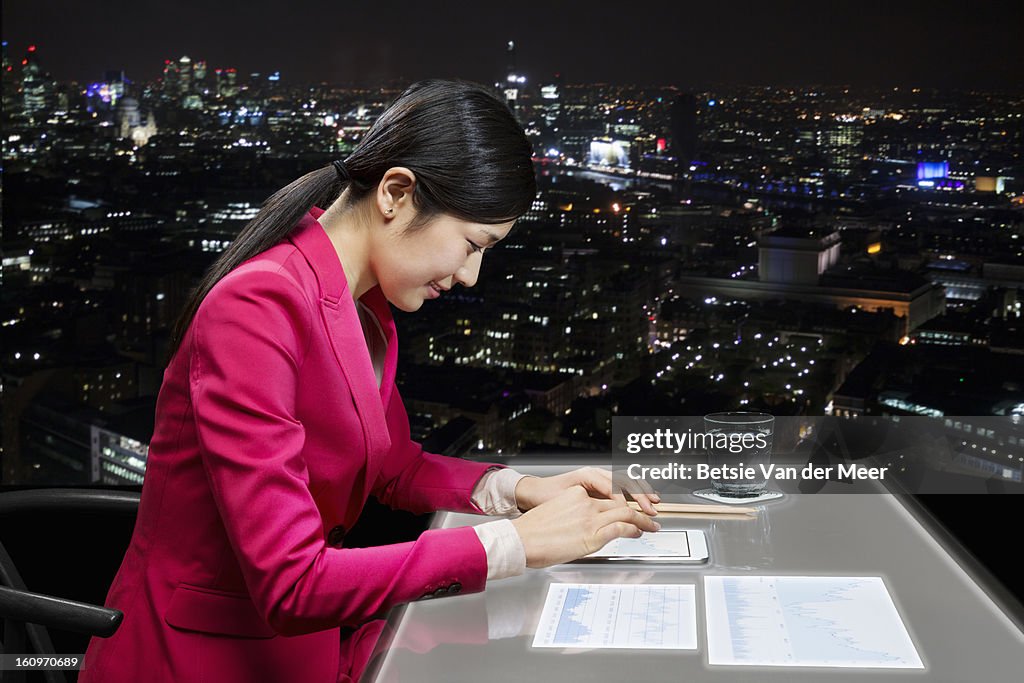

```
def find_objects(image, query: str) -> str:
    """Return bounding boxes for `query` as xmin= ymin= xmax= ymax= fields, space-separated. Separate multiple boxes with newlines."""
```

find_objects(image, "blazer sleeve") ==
xmin=189 ymin=268 xmax=488 ymax=636
xmin=372 ymin=383 xmax=503 ymax=514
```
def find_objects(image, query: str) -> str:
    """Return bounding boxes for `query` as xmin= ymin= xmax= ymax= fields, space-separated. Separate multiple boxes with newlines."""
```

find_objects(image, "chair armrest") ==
xmin=0 ymin=585 xmax=123 ymax=638
xmin=0 ymin=489 xmax=140 ymax=516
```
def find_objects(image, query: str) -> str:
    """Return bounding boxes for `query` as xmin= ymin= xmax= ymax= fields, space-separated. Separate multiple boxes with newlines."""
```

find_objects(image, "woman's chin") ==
xmin=389 ymin=294 xmax=425 ymax=313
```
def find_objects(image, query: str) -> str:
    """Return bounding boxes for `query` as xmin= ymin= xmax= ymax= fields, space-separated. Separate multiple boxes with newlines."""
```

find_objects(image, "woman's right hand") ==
xmin=509 ymin=485 xmax=661 ymax=568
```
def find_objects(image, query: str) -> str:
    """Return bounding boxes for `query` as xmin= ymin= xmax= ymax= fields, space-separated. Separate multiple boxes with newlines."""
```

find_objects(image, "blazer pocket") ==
xmin=164 ymin=583 xmax=277 ymax=639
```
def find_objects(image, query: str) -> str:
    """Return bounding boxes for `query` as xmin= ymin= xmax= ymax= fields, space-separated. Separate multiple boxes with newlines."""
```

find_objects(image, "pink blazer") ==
xmin=80 ymin=208 xmax=496 ymax=683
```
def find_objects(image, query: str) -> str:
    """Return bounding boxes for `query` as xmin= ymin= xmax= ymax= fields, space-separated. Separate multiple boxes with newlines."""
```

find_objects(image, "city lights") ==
xmin=2 ymin=36 xmax=1022 ymax=506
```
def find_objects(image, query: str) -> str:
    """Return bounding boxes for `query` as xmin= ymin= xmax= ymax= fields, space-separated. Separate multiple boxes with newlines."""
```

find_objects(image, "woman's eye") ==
xmin=467 ymin=241 xmax=484 ymax=254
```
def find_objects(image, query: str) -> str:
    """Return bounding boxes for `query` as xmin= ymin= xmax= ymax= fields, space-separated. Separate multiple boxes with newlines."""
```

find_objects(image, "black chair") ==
xmin=0 ymin=489 xmax=140 ymax=683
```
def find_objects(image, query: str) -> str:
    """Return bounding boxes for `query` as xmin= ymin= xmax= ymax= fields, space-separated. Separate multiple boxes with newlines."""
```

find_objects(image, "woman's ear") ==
xmin=376 ymin=167 xmax=417 ymax=218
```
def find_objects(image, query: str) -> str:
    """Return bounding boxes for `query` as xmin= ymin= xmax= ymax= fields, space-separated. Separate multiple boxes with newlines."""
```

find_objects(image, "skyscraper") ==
xmin=103 ymin=70 xmax=127 ymax=106
xmin=21 ymin=45 xmax=49 ymax=114
xmin=214 ymin=68 xmax=239 ymax=98
xmin=177 ymin=56 xmax=192 ymax=96
xmin=501 ymin=40 xmax=525 ymax=112
xmin=160 ymin=59 xmax=179 ymax=101
xmin=193 ymin=59 xmax=207 ymax=86
xmin=816 ymin=116 xmax=864 ymax=177
xmin=1 ymin=40 xmax=19 ymax=116
xmin=539 ymin=73 xmax=561 ymax=128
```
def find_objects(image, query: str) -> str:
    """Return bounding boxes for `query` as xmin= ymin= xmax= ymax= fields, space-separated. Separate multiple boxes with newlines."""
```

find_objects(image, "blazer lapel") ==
xmin=288 ymin=210 xmax=392 ymax=463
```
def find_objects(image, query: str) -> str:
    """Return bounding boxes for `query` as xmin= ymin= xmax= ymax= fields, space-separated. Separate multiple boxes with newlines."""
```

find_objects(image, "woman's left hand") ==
xmin=513 ymin=467 xmax=661 ymax=516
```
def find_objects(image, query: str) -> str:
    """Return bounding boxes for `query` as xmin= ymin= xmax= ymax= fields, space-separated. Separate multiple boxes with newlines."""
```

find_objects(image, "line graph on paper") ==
xmin=532 ymin=583 xmax=697 ymax=649
xmin=585 ymin=531 xmax=691 ymax=558
xmin=705 ymin=576 xmax=923 ymax=668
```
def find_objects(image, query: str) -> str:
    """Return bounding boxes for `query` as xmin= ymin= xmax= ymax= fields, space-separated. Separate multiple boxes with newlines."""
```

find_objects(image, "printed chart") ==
xmin=705 ymin=576 xmax=924 ymax=668
xmin=533 ymin=583 xmax=697 ymax=649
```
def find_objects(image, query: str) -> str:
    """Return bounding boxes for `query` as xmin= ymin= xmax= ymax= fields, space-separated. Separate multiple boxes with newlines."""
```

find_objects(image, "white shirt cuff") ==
xmin=472 ymin=518 xmax=526 ymax=582
xmin=470 ymin=467 xmax=529 ymax=516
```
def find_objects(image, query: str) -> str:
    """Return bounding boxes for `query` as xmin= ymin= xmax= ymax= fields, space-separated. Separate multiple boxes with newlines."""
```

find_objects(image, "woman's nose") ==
xmin=453 ymin=254 xmax=482 ymax=289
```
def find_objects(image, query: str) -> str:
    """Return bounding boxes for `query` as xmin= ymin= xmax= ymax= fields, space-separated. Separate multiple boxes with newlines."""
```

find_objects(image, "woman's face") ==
xmin=370 ymin=213 xmax=515 ymax=312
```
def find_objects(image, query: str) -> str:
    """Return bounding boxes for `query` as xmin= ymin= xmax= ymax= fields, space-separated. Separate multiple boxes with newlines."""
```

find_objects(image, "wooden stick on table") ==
xmin=627 ymin=501 xmax=758 ymax=516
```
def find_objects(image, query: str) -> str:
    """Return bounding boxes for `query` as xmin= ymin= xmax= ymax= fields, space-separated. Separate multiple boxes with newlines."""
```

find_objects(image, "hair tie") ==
xmin=332 ymin=159 xmax=350 ymax=182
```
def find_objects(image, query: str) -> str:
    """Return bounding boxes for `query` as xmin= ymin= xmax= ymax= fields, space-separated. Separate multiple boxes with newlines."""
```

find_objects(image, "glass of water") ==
xmin=704 ymin=412 xmax=775 ymax=498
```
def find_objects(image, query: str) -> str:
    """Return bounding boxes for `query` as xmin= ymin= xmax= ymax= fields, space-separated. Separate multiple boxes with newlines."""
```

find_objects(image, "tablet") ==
xmin=573 ymin=530 xmax=709 ymax=563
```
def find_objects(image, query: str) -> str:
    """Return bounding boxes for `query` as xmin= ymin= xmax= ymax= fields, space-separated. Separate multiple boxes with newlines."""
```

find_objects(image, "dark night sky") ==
xmin=4 ymin=0 xmax=1023 ymax=88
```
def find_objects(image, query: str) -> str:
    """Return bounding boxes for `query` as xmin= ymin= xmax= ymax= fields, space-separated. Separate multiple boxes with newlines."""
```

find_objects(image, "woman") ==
xmin=80 ymin=80 xmax=659 ymax=683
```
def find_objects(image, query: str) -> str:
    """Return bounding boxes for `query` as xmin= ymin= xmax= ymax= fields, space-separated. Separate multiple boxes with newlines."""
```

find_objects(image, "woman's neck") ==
xmin=317 ymin=197 xmax=377 ymax=301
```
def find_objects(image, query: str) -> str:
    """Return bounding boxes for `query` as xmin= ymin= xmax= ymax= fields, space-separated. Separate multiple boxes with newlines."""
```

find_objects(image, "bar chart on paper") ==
xmin=533 ymin=583 xmax=697 ymax=649
xmin=705 ymin=576 xmax=924 ymax=668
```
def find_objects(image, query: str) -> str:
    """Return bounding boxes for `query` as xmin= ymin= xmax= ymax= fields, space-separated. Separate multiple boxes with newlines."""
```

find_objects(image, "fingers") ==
xmin=609 ymin=470 xmax=662 ymax=512
xmin=566 ymin=483 xmax=591 ymax=499
xmin=521 ymin=485 xmax=664 ymax=566
xmin=591 ymin=496 xmax=634 ymax=513
xmin=560 ymin=485 xmax=661 ymax=529
xmin=634 ymin=478 xmax=661 ymax=498
xmin=593 ymin=521 xmax=644 ymax=549
xmin=573 ymin=467 xmax=617 ymax=500
xmin=588 ymin=493 xmax=661 ymax=519
xmin=587 ymin=478 xmax=660 ymax=516
xmin=572 ymin=468 xmax=663 ymax=513
xmin=590 ymin=507 xmax=661 ymax=553
xmin=629 ymin=492 xmax=660 ymax=516
xmin=594 ymin=505 xmax=661 ymax=534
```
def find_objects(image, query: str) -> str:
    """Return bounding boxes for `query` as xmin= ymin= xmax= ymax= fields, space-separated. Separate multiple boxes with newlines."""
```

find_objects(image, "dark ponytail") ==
xmin=165 ymin=79 xmax=537 ymax=366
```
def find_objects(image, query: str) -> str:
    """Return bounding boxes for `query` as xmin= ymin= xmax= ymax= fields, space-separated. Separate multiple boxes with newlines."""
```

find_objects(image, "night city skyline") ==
xmin=3 ymin=0 xmax=1024 ymax=630
xmin=4 ymin=1 xmax=1024 ymax=89
xmin=4 ymin=4 xmax=1024 ymax=480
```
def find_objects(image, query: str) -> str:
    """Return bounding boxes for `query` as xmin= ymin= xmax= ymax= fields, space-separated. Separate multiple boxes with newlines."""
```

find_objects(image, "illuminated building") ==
xmin=912 ymin=161 xmax=966 ymax=190
xmin=917 ymin=161 xmax=949 ymax=180
xmin=177 ymin=55 xmax=192 ymax=95
xmin=215 ymin=67 xmax=239 ymax=98
xmin=588 ymin=138 xmax=632 ymax=170
xmin=118 ymin=97 xmax=158 ymax=146
xmin=192 ymin=59 xmax=207 ymax=85
xmin=14 ymin=388 xmax=152 ymax=484
xmin=224 ymin=67 xmax=238 ymax=97
xmin=160 ymin=58 xmax=179 ymax=99
xmin=501 ymin=40 xmax=526 ymax=111
xmin=1 ymin=40 xmax=18 ymax=116
xmin=817 ymin=117 xmax=863 ymax=176
xmin=674 ymin=269 xmax=944 ymax=337
xmin=84 ymin=70 xmax=127 ymax=113
xmin=91 ymin=425 xmax=148 ymax=484
xmin=539 ymin=75 xmax=561 ymax=127
xmin=832 ymin=345 xmax=1024 ymax=484
xmin=974 ymin=176 xmax=1006 ymax=193
xmin=21 ymin=45 xmax=48 ymax=113
xmin=105 ymin=70 xmax=126 ymax=104
xmin=758 ymin=228 xmax=841 ymax=285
